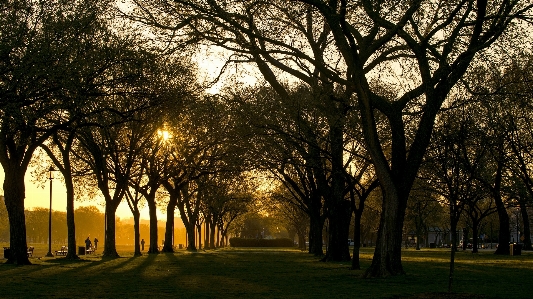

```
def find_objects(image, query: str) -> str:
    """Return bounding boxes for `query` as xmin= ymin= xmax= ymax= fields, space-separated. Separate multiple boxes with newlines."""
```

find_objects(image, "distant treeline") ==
xmin=0 ymin=202 xmax=183 ymax=246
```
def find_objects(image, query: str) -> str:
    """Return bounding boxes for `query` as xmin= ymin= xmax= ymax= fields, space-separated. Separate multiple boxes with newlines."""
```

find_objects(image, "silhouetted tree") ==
xmin=131 ymin=0 xmax=532 ymax=276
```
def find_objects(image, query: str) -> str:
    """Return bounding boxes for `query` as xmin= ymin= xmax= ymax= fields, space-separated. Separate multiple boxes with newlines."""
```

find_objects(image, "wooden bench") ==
xmin=55 ymin=246 xmax=68 ymax=256
xmin=27 ymin=246 xmax=34 ymax=257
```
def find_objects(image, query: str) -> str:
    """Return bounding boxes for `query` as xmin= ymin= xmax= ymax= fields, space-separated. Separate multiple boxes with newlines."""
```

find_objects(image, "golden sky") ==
xmin=0 ymin=166 xmax=161 ymax=221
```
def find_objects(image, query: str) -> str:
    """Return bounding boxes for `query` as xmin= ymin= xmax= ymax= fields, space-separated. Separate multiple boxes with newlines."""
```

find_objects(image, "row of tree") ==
xmin=0 ymin=0 xmax=256 ymax=264
xmin=2 ymin=1 xmax=533 ymax=289
xmin=126 ymin=0 xmax=533 ymax=281
xmin=0 ymin=203 xmax=174 ymax=246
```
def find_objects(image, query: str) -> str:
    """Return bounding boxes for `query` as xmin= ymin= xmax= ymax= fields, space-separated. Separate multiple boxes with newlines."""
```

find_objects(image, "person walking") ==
xmin=141 ymin=239 xmax=145 ymax=251
xmin=94 ymin=237 xmax=99 ymax=250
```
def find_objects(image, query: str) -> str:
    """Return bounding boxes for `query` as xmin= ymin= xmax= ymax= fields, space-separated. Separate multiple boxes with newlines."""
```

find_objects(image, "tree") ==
xmin=230 ymin=85 xmax=351 ymax=258
xmin=35 ymin=0 xmax=146 ymax=259
xmin=0 ymin=196 xmax=9 ymax=241
xmin=160 ymin=95 xmax=246 ymax=251
xmin=0 ymin=0 xmax=117 ymax=264
xmin=496 ymin=56 xmax=533 ymax=251
xmin=76 ymin=98 xmax=156 ymax=257
xmin=131 ymin=0 xmax=533 ymax=276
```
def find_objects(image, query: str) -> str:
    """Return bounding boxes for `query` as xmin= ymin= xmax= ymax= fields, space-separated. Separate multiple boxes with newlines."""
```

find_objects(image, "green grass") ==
xmin=0 ymin=244 xmax=532 ymax=298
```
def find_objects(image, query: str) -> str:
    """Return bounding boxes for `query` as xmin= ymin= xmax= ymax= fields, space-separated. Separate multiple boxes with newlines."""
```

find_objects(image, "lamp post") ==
xmin=45 ymin=166 xmax=56 ymax=257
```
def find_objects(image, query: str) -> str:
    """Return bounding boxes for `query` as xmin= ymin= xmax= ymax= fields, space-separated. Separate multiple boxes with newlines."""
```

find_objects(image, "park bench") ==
xmin=55 ymin=246 xmax=68 ymax=256
xmin=86 ymin=247 xmax=95 ymax=254
xmin=27 ymin=246 xmax=34 ymax=257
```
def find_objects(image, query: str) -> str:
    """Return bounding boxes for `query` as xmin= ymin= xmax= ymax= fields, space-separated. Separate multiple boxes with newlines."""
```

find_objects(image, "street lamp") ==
xmin=45 ymin=166 xmax=56 ymax=257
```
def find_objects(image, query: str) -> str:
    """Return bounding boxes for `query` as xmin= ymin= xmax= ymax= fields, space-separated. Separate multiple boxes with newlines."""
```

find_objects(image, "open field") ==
xmin=0 ymin=243 xmax=532 ymax=298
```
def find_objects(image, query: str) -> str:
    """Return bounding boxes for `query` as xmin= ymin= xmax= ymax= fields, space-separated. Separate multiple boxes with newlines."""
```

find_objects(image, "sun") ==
xmin=157 ymin=129 xmax=171 ymax=141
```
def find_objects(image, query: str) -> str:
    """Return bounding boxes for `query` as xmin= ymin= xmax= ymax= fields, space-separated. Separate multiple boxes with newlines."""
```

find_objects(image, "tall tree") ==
xmin=0 ymin=0 xmax=115 ymax=264
xmin=36 ymin=0 xmax=145 ymax=259
xmin=76 ymin=97 xmax=156 ymax=257
xmin=131 ymin=0 xmax=532 ymax=276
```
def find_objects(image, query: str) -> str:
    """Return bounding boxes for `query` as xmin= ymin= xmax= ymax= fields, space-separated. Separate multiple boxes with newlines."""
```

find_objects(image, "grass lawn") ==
xmin=0 ymin=243 xmax=532 ymax=298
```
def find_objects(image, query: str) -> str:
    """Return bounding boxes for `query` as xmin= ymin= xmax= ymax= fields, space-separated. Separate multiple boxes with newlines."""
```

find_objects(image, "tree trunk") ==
xmin=103 ymin=204 xmax=119 ymax=257
xmin=216 ymin=225 xmax=220 ymax=248
xmin=204 ymin=215 xmax=211 ymax=249
xmin=415 ymin=224 xmax=421 ymax=251
xmin=64 ymin=175 xmax=79 ymax=259
xmin=520 ymin=201 xmax=532 ymax=250
xmin=3 ymin=166 xmax=31 ymax=265
xmin=65 ymin=180 xmax=79 ymax=259
xmin=162 ymin=199 xmax=177 ymax=253
xmin=351 ymin=209 xmax=363 ymax=270
xmin=322 ymin=111 xmax=350 ymax=262
xmin=147 ymin=198 xmax=159 ymax=254
xmin=209 ymin=216 xmax=216 ymax=249
xmin=494 ymin=195 xmax=510 ymax=254
xmin=186 ymin=223 xmax=196 ymax=251
xmin=462 ymin=228 xmax=468 ymax=251
xmin=364 ymin=188 xmax=405 ymax=277
xmin=448 ymin=206 xmax=459 ymax=293
xmin=197 ymin=224 xmax=202 ymax=250
xmin=133 ymin=209 xmax=141 ymax=256
xmin=308 ymin=211 xmax=324 ymax=256
xmin=323 ymin=199 xmax=351 ymax=262
xmin=472 ymin=221 xmax=479 ymax=253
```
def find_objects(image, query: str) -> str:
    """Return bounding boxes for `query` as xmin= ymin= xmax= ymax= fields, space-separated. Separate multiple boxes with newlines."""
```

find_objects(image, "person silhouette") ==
xmin=85 ymin=237 xmax=92 ymax=250
xmin=94 ymin=237 xmax=98 ymax=250
xmin=141 ymin=239 xmax=145 ymax=251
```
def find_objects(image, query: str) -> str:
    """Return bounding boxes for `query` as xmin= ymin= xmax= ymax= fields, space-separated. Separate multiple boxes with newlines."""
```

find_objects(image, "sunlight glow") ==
xmin=157 ymin=129 xmax=171 ymax=141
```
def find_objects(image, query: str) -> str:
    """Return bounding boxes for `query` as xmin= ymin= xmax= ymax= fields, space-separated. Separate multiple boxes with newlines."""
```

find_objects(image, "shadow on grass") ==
xmin=1 ymin=248 xmax=532 ymax=298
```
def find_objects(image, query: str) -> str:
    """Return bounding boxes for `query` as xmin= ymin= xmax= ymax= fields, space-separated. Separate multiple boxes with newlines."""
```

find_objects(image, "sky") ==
xmin=0 ymin=165 xmax=162 ymax=221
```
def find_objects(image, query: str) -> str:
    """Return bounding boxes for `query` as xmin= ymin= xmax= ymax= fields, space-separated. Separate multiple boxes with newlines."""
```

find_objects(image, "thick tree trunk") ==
xmin=65 ymin=176 xmax=79 ymax=259
xmin=308 ymin=211 xmax=324 ymax=256
xmin=186 ymin=223 xmax=196 ymax=251
xmin=103 ymin=205 xmax=119 ymax=257
xmin=494 ymin=195 xmax=510 ymax=255
xmin=323 ymin=199 xmax=351 ymax=262
xmin=147 ymin=198 xmax=159 ymax=254
xmin=322 ymin=111 xmax=350 ymax=262
xmin=3 ymin=167 xmax=31 ymax=265
xmin=197 ymin=224 xmax=202 ymax=250
xmin=162 ymin=201 xmax=177 ymax=253
xmin=364 ymin=188 xmax=405 ymax=277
